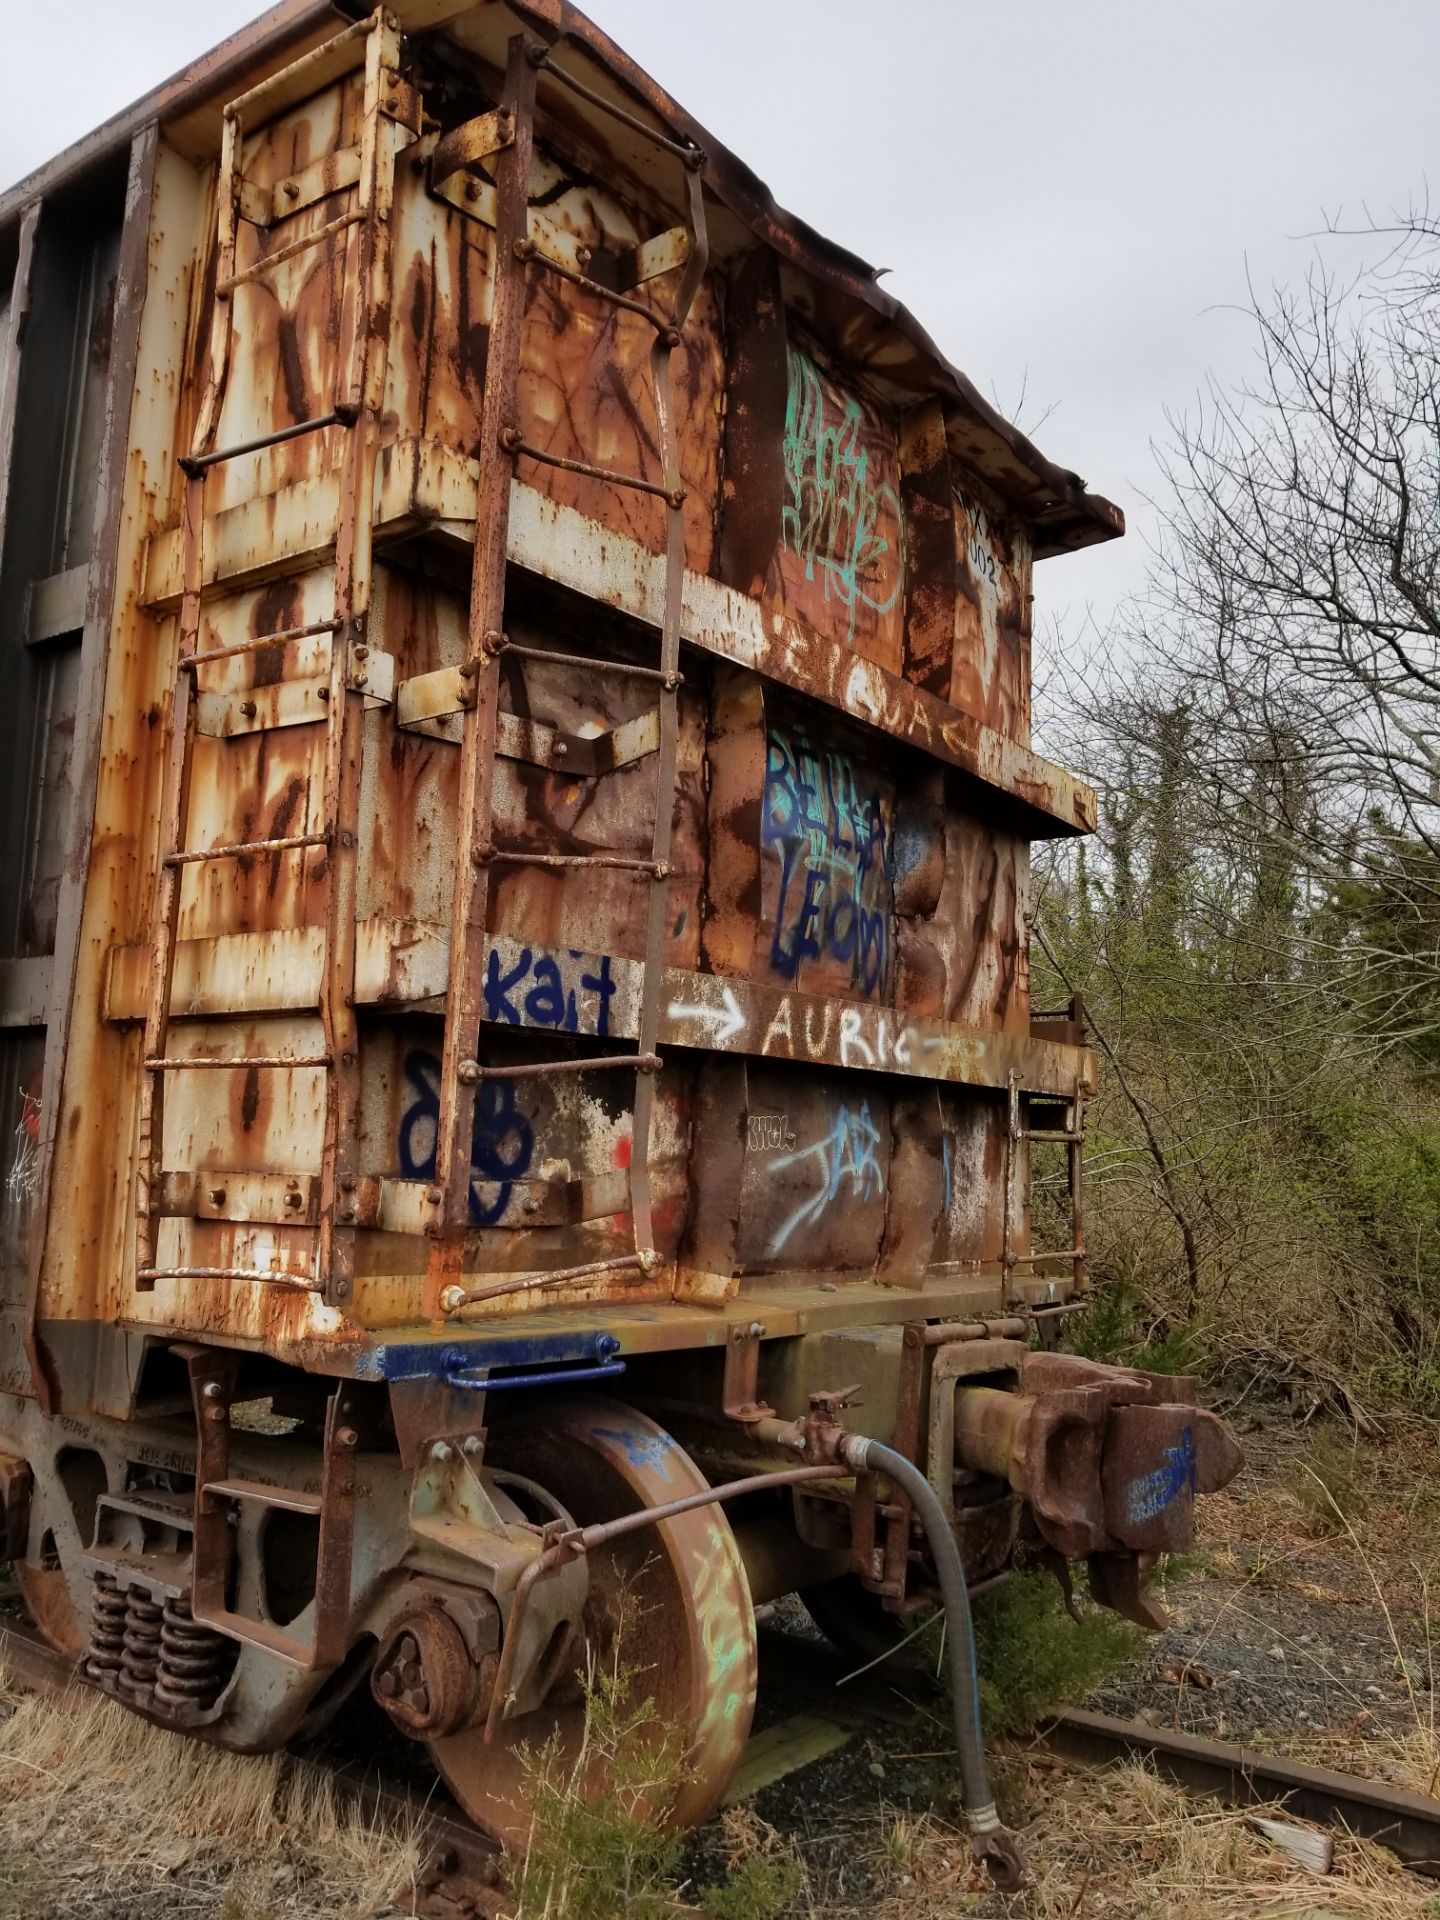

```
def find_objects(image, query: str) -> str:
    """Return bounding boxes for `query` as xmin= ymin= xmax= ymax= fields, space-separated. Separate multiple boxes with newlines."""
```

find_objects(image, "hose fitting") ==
xmin=841 ymin=1433 xmax=1027 ymax=1893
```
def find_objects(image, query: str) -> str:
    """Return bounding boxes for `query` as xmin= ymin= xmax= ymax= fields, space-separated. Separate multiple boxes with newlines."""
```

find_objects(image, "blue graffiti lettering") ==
xmin=769 ymin=1100 xmax=884 ymax=1253
xmin=781 ymin=347 xmax=904 ymax=644
xmin=763 ymin=727 xmax=891 ymax=995
xmin=1126 ymin=1427 xmax=1197 ymax=1527
xmin=484 ymin=941 xmax=616 ymax=1037
xmin=397 ymin=1049 xmax=535 ymax=1227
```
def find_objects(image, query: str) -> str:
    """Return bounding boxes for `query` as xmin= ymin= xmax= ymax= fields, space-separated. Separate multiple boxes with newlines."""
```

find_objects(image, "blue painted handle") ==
xmin=443 ymin=1333 xmax=624 ymax=1393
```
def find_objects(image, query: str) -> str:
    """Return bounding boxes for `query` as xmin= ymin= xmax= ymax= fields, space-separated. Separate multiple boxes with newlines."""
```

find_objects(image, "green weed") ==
xmin=972 ymin=1570 xmax=1143 ymax=1735
xmin=511 ymin=1649 xmax=686 ymax=1920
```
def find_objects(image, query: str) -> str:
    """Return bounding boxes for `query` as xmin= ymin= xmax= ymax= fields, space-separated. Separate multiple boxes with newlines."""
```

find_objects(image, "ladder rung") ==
xmin=500 ymin=429 xmax=683 ymax=506
xmin=1011 ymin=1250 xmax=1083 ymax=1266
xmin=181 ymin=410 xmax=353 ymax=476
xmin=541 ymin=57 xmax=702 ymax=166
xmin=474 ymin=847 xmax=667 ymax=876
xmin=144 ymin=1054 xmax=332 ymax=1070
xmin=138 ymin=1266 xmax=322 ymax=1288
xmin=489 ymin=636 xmax=681 ymax=688
xmin=1019 ymin=1129 xmax=1082 ymax=1143
xmin=217 ymin=211 xmax=365 ymax=297
xmin=203 ymin=1477 xmax=325 ymax=1516
xmin=187 ymin=618 xmax=342 ymax=668
xmin=458 ymin=1052 xmax=661 ymax=1083
xmin=514 ymin=238 xmax=677 ymax=335
xmin=222 ymin=11 xmax=376 ymax=130
xmin=441 ymin=1249 xmax=656 ymax=1313
xmin=165 ymin=831 xmax=328 ymax=866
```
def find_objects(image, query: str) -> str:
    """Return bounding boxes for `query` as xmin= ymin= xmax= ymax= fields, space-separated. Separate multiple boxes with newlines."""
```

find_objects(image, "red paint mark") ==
xmin=614 ymin=1136 xmax=632 ymax=1170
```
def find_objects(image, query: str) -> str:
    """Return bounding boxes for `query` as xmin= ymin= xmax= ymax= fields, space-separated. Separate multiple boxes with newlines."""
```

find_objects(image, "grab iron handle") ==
xmin=442 ymin=1333 xmax=624 ymax=1393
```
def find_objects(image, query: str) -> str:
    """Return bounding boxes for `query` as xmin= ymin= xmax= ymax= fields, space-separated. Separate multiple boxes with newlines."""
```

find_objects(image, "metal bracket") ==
xmin=722 ymin=1319 xmax=771 ymax=1422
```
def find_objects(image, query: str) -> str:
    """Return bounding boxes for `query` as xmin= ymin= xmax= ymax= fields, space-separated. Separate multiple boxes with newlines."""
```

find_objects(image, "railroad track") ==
xmin=750 ymin=1625 xmax=1440 ymax=1882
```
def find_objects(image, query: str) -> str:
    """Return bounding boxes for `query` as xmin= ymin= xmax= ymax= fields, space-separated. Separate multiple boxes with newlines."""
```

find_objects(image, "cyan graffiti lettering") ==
xmin=397 ymin=1049 xmax=535 ymax=1227
xmin=769 ymin=1100 xmax=884 ymax=1253
xmin=781 ymin=347 xmax=904 ymax=644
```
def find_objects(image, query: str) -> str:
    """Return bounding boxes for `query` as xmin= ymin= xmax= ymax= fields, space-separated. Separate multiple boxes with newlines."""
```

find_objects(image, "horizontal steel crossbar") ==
xmin=458 ymin=1052 xmax=661 ymax=1082
xmin=188 ymin=618 xmax=342 ymax=667
xmin=180 ymin=410 xmax=354 ymax=475
xmin=500 ymin=428 xmax=682 ymax=505
xmin=490 ymin=636 xmax=680 ymax=686
xmin=474 ymin=846 xmax=665 ymax=875
xmin=217 ymin=210 xmax=365 ymax=295
xmin=540 ymin=57 xmax=703 ymax=165
xmin=515 ymin=238 xmax=675 ymax=331
xmin=144 ymin=1054 xmax=333 ymax=1071
xmin=165 ymin=832 xmax=328 ymax=866
xmin=440 ymin=1249 xmax=656 ymax=1313
xmin=137 ymin=1266 xmax=322 ymax=1289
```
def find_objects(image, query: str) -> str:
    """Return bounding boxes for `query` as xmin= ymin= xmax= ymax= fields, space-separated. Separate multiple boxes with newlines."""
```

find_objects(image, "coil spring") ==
xmin=84 ymin=1573 xmax=126 ymax=1683
xmin=153 ymin=1596 xmax=232 ymax=1713
xmin=116 ymin=1585 xmax=163 ymax=1702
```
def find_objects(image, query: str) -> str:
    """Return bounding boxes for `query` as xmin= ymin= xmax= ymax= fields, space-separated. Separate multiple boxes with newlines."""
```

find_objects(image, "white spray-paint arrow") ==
xmin=665 ymin=984 xmax=745 ymax=1045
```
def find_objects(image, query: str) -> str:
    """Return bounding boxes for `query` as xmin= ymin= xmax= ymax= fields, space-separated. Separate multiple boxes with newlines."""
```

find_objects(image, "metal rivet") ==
xmin=457 ymin=1061 xmax=480 ymax=1085
xmin=431 ymin=1441 xmax=454 ymax=1463
xmin=208 ymin=1188 xmax=226 ymax=1206
xmin=239 ymin=700 xmax=257 ymax=718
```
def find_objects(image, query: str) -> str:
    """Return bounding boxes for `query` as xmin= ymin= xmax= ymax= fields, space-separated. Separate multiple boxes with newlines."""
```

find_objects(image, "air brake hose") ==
xmin=840 ymin=1434 xmax=1026 ymax=1893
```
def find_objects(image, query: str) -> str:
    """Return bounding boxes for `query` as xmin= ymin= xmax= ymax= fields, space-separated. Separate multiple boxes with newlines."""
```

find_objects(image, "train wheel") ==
xmin=427 ymin=1395 xmax=757 ymax=1849
xmin=15 ymin=1560 xmax=85 ymax=1660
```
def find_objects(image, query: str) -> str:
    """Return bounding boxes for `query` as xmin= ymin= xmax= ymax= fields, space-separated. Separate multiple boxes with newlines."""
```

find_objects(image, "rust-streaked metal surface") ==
xmin=0 ymin=0 xmax=1118 ymax=1375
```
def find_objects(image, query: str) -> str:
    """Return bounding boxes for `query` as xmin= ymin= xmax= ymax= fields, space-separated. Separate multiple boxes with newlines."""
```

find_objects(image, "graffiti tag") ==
xmin=1126 ymin=1427 xmax=1197 ymax=1527
xmin=746 ymin=1113 xmax=796 ymax=1153
xmin=781 ymin=347 xmax=904 ymax=643
xmin=763 ymin=726 xmax=891 ymax=995
xmin=5 ymin=1077 xmax=40 ymax=1208
xmin=484 ymin=941 xmax=617 ymax=1037
xmin=769 ymin=1100 xmax=884 ymax=1253
xmin=397 ymin=1049 xmax=535 ymax=1226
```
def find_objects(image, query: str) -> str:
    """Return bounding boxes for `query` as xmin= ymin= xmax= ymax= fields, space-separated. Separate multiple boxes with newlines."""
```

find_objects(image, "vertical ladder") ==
xmin=1003 ymin=1054 xmax=1089 ymax=1297
xmin=430 ymin=38 xmax=709 ymax=1311
xmin=135 ymin=10 xmax=410 ymax=1310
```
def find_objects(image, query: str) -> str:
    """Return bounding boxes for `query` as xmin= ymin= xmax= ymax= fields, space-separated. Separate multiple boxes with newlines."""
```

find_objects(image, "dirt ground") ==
xmin=3 ymin=1413 xmax=1438 ymax=1918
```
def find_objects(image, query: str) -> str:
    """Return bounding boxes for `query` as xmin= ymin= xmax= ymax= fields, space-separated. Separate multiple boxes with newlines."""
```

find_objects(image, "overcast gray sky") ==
xmin=6 ymin=1 xmax=1439 ymax=642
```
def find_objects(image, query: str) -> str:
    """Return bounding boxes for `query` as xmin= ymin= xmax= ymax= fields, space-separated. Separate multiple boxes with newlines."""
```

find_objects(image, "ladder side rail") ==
xmin=135 ymin=474 xmax=206 ymax=1287
xmin=432 ymin=34 xmax=539 ymax=1236
xmin=318 ymin=13 xmax=404 ymax=1307
xmin=627 ymin=155 xmax=709 ymax=1257
xmin=137 ymin=104 xmax=244 ymax=1283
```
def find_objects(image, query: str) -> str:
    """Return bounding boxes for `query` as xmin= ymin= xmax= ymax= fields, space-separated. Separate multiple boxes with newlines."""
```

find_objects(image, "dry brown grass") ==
xmin=0 ymin=1667 xmax=421 ymax=1920
xmin=867 ymin=1760 xmax=1430 ymax=1919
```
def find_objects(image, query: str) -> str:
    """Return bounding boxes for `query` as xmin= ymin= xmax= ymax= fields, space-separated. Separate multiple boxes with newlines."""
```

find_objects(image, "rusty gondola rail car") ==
xmin=0 ymin=0 xmax=1242 ymax=1878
